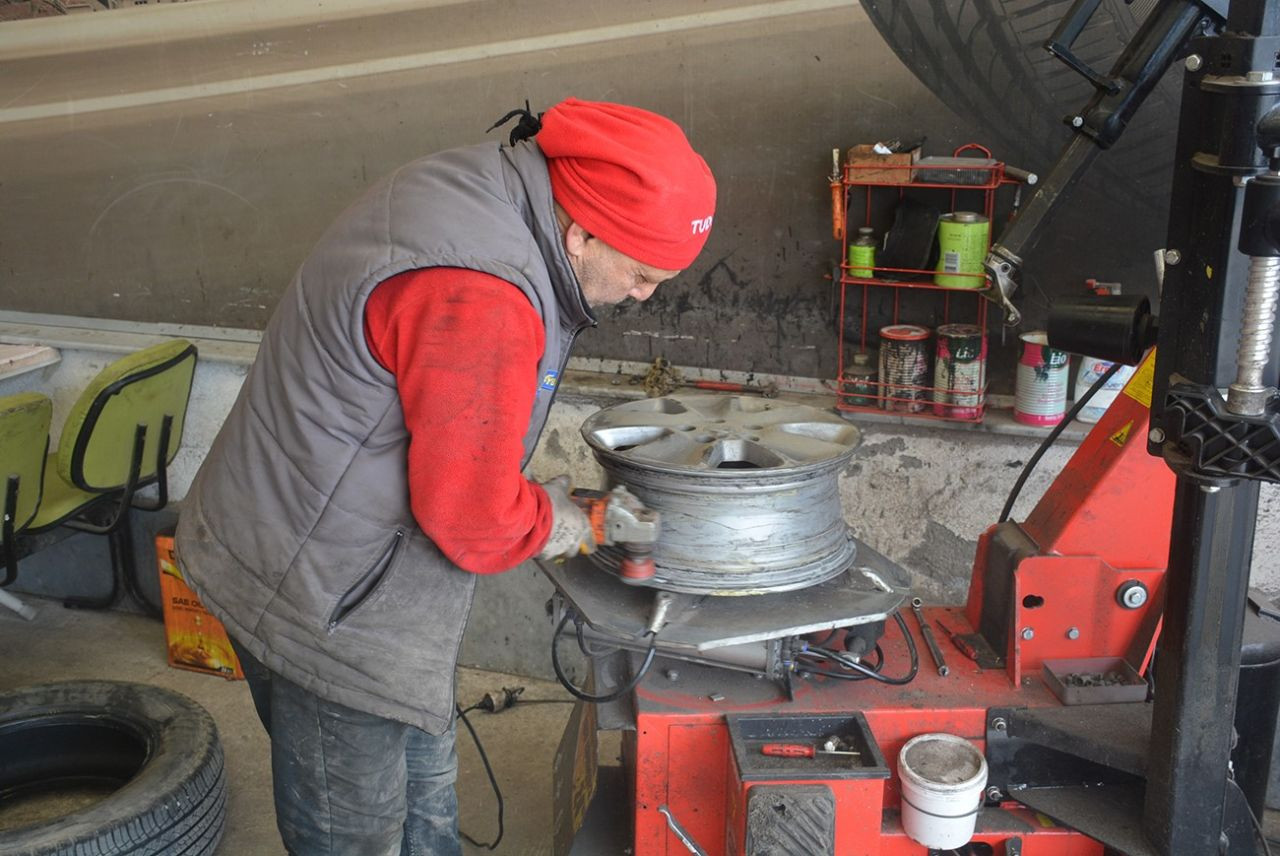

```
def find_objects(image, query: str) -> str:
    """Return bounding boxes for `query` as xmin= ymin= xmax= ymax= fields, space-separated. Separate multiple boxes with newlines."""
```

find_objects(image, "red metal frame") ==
xmin=965 ymin=350 xmax=1172 ymax=683
xmin=611 ymin=353 xmax=1175 ymax=855
xmin=834 ymin=144 xmax=1022 ymax=423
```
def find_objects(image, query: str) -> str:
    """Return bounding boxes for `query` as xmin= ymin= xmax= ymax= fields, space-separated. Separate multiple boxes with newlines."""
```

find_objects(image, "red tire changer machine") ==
xmin=541 ymin=1 xmax=1280 ymax=853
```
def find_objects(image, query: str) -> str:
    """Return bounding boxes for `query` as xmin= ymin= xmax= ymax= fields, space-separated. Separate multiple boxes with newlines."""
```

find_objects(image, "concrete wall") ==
xmin=5 ymin=316 xmax=1276 ymax=679
xmin=0 ymin=0 xmax=1164 ymax=390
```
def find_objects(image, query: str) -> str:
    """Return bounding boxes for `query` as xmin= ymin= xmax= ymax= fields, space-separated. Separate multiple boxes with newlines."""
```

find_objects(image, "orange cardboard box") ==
xmin=844 ymin=143 xmax=920 ymax=184
xmin=156 ymin=530 xmax=244 ymax=680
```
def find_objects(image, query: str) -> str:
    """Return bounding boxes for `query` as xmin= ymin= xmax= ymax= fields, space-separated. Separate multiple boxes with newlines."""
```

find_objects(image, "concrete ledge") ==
xmin=1 ymin=309 xmax=1084 ymax=442
xmin=0 ymin=310 xmax=259 ymax=367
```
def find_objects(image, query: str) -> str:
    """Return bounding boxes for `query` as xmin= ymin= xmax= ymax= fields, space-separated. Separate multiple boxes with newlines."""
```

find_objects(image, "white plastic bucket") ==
xmin=898 ymin=732 xmax=988 ymax=849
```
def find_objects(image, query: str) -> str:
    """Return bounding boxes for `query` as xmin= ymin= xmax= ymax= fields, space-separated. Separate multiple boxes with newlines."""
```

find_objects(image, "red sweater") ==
xmin=362 ymin=267 xmax=553 ymax=573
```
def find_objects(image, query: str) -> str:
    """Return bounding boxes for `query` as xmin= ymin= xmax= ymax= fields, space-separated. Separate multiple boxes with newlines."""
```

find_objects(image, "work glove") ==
xmin=537 ymin=475 xmax=597 ymax=561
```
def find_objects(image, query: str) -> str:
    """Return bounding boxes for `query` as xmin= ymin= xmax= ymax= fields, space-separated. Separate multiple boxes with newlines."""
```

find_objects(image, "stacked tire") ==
xmin=0 ymin=682 xmax=226 ymax=856
xmin=859 ymin=0 xmax=1182 ymax=213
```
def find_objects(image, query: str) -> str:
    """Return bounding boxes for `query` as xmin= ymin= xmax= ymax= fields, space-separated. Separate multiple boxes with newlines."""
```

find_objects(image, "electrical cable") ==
xmin=1247 ymin=795 xmax=1275 ymax=856
xmin=455 ymin=704 xmax=504 ymax=851
xmin=551 ymin=609 xmax=659 ymax=703
xmin=999 ymin=361 xmax=1124 ymax=523
xmin=798 ymin=611 xmax=919 ymax=685
xmin=1233 ymin=768 xmax=1275 ymax=856
xmin=576 ymin=617 xmax=621 ymax=657
xmin=452 ymin=687 xmax=576 ymax=850
xmin=795 ymin=642 xmax=885 ymax=679
xmin=507 ymin=698 xmax=575 ymax=706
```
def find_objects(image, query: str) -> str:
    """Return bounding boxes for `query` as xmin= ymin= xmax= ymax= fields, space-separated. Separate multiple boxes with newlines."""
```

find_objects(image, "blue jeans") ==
xmin=232 ymin=640 xmax=462 ymax=856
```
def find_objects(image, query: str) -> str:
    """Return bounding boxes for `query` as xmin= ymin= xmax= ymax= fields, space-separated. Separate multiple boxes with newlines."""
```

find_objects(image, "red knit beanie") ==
xmin=538 ymin=98 xmax=716 ymax=271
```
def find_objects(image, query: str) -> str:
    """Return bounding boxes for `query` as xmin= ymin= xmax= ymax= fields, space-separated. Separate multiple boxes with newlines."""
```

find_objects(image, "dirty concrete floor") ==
xmin=0 ymin=595 xmax=587 ymax=856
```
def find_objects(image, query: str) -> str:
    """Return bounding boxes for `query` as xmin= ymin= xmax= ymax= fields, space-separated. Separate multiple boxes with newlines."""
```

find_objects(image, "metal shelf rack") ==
xmin=833 ymin=143 xmax=1022 ymax=423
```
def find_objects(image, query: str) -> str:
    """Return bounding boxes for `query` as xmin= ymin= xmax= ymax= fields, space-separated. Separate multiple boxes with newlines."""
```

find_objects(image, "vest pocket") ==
xmin=327 ymin=529 xmax=405 ymax=633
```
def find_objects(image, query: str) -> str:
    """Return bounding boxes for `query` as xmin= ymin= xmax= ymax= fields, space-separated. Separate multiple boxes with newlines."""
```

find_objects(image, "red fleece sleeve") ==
xmin=363 ymin=267 xmax=552 ymax=573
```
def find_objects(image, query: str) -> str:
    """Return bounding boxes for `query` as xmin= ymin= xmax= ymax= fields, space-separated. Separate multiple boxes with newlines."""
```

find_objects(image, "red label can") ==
xmin=878 ymin=325 xmax=931 ymax=412
xmin=933 ymin=324 xmax=987 ymax=419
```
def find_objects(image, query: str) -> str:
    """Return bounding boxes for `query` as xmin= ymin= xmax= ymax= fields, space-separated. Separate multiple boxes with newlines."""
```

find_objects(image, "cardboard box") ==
xmin=844 ymin=143 xmax=919 ymax=184
xmin=156 ymin=531 xmax=244 ymax=680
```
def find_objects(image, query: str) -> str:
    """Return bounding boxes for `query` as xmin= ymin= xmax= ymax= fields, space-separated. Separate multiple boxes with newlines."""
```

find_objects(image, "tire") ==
xmin=0 ymin=681 xmax=226 ymax=856
xmin=858 ymin=0 xmax=1182 ymax=212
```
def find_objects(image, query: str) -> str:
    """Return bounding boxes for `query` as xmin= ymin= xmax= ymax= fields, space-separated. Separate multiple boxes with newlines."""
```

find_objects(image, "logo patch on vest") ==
xmin=539 ymin=370 xmax=560 ymax=393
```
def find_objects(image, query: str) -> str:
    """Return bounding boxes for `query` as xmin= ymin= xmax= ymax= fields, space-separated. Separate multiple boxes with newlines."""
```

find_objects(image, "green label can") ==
xmin=934 ymin=212 xmax=990 ymax=288
xmin=848 ymin=227 xmax=876 ymax=279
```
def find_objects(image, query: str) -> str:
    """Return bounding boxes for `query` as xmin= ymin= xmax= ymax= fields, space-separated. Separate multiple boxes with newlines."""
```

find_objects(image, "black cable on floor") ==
xmin=551 ymin=609 xmax=659 ymax=704
xmin=507 ymin=698 xmax=575 ymax=706
xmin=455 ymin=704 xmax=503 ymax=851
xmin=999 ymin=361 xmax=1124 ymax=524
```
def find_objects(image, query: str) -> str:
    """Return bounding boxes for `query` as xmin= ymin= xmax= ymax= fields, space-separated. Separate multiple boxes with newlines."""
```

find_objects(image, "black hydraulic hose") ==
xmin=551 ymin=610 xmax=659 ymax=704
xmin=999 ymin=361 xmax=1124 ymax=523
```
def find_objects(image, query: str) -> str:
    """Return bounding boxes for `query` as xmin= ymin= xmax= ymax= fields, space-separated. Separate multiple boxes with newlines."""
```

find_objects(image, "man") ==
xmin=175 ymin=97 xmax=716 ymax=854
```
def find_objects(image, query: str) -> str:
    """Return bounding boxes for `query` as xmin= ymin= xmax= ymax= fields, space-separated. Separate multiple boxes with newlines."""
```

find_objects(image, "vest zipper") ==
xmin=327 ymin=528 xmax=406 ymax=633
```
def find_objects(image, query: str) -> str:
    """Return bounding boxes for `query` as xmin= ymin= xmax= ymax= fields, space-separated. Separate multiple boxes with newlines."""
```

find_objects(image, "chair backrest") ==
xmin=58 ymin=340 xmax=198 ymax=492
xmin=0 ymin=392 xmax=52 ymax=539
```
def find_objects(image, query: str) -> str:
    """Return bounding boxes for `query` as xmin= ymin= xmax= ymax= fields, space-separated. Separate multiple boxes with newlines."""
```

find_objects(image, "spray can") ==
xmin=934 ymin=212 xmax=990 ymax=288
xmin=879 ymin=325 xmax=931 ymax=412
xmin=1075 ymin=357 xmax=1136 ymax=423
xmin=848 ymin=227 xmax=877 ymax=279
xmin=844 ymin=350 xmax=878 ymax=407
xmin=932 ymin=324 xmax=987 ymax=419
xmin=1015 ymin=331 xmax=1070 ymax=426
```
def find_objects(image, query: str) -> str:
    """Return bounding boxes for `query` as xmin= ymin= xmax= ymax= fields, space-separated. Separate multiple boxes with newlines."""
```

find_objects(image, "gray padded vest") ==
xmin=176 ymin=140 xmax=594 ymax=732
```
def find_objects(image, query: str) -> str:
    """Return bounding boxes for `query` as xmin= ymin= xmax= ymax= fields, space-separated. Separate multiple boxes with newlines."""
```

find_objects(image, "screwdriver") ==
xmin=935 ymin=620 xmax=980 ymax=661
xmin=761 ymin=743 xmax=861 ymax=758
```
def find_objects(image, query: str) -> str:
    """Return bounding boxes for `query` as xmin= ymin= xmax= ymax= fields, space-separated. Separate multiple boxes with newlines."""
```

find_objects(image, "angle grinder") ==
xmin=570 ymin=486 xmax=660 ymax=580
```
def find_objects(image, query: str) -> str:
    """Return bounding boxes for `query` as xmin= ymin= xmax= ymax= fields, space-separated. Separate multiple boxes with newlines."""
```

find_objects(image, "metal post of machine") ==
xmin=1142 ymin=464 xmax=1260 ymax=854
xmin=1144 ymin=2 xmax=1280 ymax=851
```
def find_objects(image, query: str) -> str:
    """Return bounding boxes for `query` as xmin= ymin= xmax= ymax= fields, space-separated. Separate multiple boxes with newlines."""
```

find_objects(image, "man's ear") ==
xmin=563 ymin=220 xmax=592 ymax=259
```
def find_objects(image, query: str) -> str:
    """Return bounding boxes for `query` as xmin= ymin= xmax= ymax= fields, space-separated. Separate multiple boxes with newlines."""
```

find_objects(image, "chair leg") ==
xmin=60 ymin=423 xmax=163 ymax=617
xmin=3 ymin=475 xmax=19 ymax=587
xmin=116 ymin=512 xmax=161 ymax=619
xmin=0 ymin=587 xmax=36 ymax=621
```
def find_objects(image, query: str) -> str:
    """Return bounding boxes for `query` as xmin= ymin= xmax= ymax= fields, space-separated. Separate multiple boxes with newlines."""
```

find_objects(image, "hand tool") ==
xmin=911 ymin=597 xmax=949 ymax=676
xmin=935 ymin=619 xmax=981 ymax=662
xmin=830 ymin=148 xmax=845 ymax=241
xmin=687 ymin=379 xmax=779 ymax=398
xmin=760 ymin=743 xmax=861 ymax=758
xmin=569 ymin=485 xmax=660 ymax=580
xmin=658 ymin=805 xmax=708 ymax=856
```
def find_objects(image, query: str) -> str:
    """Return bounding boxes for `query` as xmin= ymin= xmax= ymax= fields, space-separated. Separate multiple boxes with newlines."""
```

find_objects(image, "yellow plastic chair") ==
xmin=27 ymin=340 xmax=197 ymax=613
xmin=0 ymin=392 xmax=53 ymax=619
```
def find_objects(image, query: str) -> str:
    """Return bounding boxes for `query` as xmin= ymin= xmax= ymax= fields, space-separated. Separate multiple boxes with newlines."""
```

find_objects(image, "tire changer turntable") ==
xmin=541 ymin=2 xmax=1280 ymax=853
